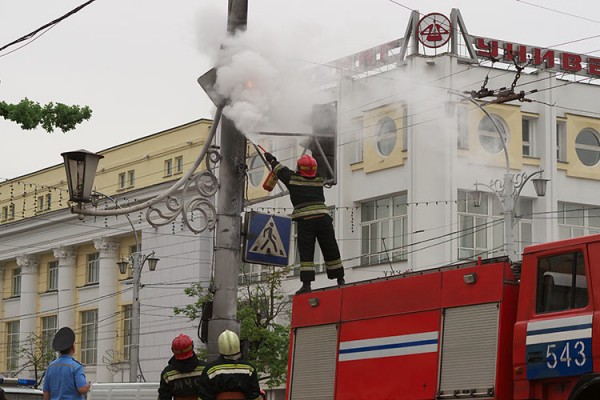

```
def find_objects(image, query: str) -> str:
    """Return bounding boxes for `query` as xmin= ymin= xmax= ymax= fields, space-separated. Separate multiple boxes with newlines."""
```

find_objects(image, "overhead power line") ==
xmin=0 ymin=0 xmax=97 ymax=54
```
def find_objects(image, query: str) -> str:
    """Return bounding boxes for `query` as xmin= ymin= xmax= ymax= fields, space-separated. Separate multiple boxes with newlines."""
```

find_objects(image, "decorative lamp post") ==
xmin=61 ymin=150 xmax=104 ymax=203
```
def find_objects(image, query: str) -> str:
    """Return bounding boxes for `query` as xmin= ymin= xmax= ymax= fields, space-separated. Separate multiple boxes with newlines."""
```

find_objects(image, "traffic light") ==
xmin=308 ymin=101 xmax=337 ymax=184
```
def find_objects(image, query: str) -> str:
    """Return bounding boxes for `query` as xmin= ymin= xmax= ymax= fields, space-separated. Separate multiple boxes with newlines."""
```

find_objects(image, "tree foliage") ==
xmin=0 ymin=98 xmax=92 ymax=133
xmin=174 ymin=266 xmax=292 ymax=388
xmin=18 ymin=332 xmax=56 ymax=387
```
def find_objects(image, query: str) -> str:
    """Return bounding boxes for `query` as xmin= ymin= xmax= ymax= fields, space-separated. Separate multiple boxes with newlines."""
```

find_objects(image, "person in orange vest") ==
xmin=264 ymin=152 xmax=345 ymax=294
xmin=198 ymin=330 xmax=262 ymax=400
xmin=158 ymin=334 xmax=206 ymax=400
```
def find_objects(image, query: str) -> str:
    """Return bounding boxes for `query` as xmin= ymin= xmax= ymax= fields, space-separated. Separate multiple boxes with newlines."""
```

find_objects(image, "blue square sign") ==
xmin=243 ymin=211 xmax=292 ymax=266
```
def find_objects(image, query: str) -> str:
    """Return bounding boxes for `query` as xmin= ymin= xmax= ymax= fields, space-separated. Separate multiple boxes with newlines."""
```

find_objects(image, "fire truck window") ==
xmin=536 ymin=252 xmax=588 ymax=314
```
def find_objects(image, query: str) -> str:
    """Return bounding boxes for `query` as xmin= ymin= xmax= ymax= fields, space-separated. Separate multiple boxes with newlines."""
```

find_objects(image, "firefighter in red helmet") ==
xmin=264 ymin=152 xmax=344 ymax=294
xmin=158 ymin=333 xmax=206 ymax=400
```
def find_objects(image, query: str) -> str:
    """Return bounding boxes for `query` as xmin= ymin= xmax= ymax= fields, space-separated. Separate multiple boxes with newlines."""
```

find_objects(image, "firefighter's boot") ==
xmin=337 ymin=278 xmax=345 ymax=286
xmin=296 ymin=282 xmax=312 ymax=294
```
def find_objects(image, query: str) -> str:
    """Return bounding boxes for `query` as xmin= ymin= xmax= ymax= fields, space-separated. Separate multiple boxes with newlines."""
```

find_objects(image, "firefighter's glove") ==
xmin=264 ymin=152 xmax=277 ymax=166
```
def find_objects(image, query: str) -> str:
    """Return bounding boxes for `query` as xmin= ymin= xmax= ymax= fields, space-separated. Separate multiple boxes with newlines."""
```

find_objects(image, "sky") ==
xmin=1 ymin=0 xmax=599 ymax=179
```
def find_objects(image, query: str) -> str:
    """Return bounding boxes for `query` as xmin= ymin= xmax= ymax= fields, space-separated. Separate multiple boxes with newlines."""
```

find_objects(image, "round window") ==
xmin=575 ymin=129 xmax=600 ymax=166
xmin=248 ymin=155 xmax=264 ymax=187
xmin=376 ymin=117 xmax=397 ymax=156
xmin=477 ymin=114 xmax=509 ymax=154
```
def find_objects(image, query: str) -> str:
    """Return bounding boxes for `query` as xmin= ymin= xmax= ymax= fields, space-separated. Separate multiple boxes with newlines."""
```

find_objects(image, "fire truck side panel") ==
xmin=291 ymin=288 xmax=342 ymax=328
xmin=440 ymin=264 xmax=506 ymax=308
xmin=340 ymin=272 xmax=442 ymax=321
xmin=336 ymin=310 xmax=440 ymax=399
xmin=495 ymin=280 xmax=520 ymax=400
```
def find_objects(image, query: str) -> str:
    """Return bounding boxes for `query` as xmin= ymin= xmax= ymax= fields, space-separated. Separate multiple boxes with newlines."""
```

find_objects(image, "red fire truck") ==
xmin=286 ymin=234 xmax=600 ymax=399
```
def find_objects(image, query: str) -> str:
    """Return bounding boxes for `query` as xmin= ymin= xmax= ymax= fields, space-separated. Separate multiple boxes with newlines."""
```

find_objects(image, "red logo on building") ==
xmin=417 ymin=13 xmax=452 ymax=48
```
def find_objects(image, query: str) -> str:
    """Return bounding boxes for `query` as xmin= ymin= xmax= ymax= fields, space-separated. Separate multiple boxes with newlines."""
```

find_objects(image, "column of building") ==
xmin=53 ymin=246 xmax=77 ymax=329
xmin=94 ymin=237 xmax=120 ymax=383
xmin=16 ymin=254 xmax=39 ymax=372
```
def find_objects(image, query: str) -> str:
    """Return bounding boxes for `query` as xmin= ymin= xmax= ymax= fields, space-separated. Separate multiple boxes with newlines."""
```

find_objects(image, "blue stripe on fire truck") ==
xmin=526 ymin=315 xmax=592 ymax=380
xmin=338 ymin=331 xmax=438 ymax=362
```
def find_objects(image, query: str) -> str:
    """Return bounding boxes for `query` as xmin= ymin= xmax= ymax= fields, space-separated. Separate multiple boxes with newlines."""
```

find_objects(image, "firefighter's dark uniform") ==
xmin=158 ymin=353 xmax=205 ymax=400
xmin=198 ymin=356 xmax=262 ymax=400
xmin=271 ymin=160 xmax=344 ymax=284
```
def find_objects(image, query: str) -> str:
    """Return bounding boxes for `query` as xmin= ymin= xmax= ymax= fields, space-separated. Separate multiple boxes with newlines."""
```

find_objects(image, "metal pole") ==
xmin=503 ymin=173 xmax=516 ymax=261
xmin=207 ymin=0 xmax=248 ymax=361
xmin=129 ymin=252 xmax=141 ymax=382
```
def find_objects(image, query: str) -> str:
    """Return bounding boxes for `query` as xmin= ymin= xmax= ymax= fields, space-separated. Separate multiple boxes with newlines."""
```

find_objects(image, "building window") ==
xmin=80 ymin=309 xmax=98 ymax=364
xmin=38 ymin=196 xmax=44 ymax=212
xmin=458 ymin=190 xmax=533 ymax=259
xmin=350 ymin=119 xmax=364 ymax=164
xmin=248 ymin=155 xmax=264 ymax=187
xmin=522 ymin=118 xmax=535 ymax=156
xmin=6 ymin=321 xmax=20 ymax=371
xmin=48 ymin=261 xmax=58 ymax=291
xmin=127 ymin=170 xmax=135 ymax=187
xmin=41 ymin=315 xmax=58 ymax=355
xmin=118 ymin=173 xmax=126 ymax=189
xmin=536 ymin=251 xmax=588 ymax=313
xmin=46 ymin=193 xmax=52 ymax=210
xmin=175 ymin=156 xmax=184 ymax=173
xmin=478 ymin=114 xmax=508 ymax=154
xmin=12 ymin=268 xmax=21 ymax=297
xmin=575 ymin=129 xmax=600 ymax=166
xmin=360 ymin=194 xmax=408 ymax=266
xmin=1 ymin=206 xmax=7 ymax=222
xmin=557 ymin=120 xmax=567 ymax=162
xmin=87 ymin=253 xmax=100 ymax=284
xmin=376 ymin=117 xmax=398 ymax=156
xmin=164 ymin=159 xmax=173 ymax=177
xmin=558 ymin=202 xmax=600 ymax=239
xmin=122 ymin=305 xmax=132 ymax=361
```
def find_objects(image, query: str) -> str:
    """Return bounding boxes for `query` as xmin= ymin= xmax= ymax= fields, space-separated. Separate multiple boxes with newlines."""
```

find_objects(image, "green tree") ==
xmin=174 ymin=266 xmax=291 ymax=388
xmin=18 ymin=332 xmax=56 ymax=387
xmin=0 ymin=98 xmax=92 ymax=133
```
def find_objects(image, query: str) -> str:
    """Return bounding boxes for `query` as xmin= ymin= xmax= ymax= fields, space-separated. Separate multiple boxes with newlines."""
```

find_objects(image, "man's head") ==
xmin=52 ymin=327 xmax=76 ymax=354
xmin=296 ymin=154 xmax=317 ymax=177
xmin=171 ymin=333 xmax=194 ymax=360
xmin=218 ymin=330 xmax=241 ymax=357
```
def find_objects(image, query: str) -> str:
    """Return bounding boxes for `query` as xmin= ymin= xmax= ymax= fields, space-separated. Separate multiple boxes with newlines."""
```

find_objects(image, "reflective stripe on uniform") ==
xmin=207 ymin=364 xmax=254 ymax=380
xmin=163 ymin=367 xmax=204 ymax=383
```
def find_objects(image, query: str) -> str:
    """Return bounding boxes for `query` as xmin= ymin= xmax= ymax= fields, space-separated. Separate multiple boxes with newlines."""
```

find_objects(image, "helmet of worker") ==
xmin=171 ymin=333 xmax=194 ymax=360
xmin=297 ymin=154 xmax=317 ymax=177
xmin=218 ymin=329 xmax=241 ymax=356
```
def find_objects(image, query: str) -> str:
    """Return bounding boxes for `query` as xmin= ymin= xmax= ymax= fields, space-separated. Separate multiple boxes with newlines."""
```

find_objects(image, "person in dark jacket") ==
xmin=198 ymin=330 xmax=261 ymax=400
xmin=264 ymin=152 xmax=345 ymax=294
xmin=158 ymin=333 xmax=205 ymax=400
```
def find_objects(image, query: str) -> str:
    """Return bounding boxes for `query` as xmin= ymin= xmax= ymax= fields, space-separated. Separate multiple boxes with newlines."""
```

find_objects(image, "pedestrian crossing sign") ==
xmin=243 ymin=211 xmax=292 ymax=266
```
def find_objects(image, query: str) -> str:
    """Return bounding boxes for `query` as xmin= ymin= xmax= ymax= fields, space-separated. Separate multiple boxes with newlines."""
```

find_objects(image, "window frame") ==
xmin=127 ymin=170 xmax=135 ymax=188
xmin=359 ymin=193 xmax=408 ymax=266
xmin=80 ymin=309 xmax=98 ymax=364
xmin=6 ymin=320 xmax=20 ymax=371
xmin=41 ymin=315 xmax=58 ymax=355
xmin=375 ymin=116 xmax=398 ymax=156
xmin=118 ymin=172 xmax=126 ymax=189
xmin=87 ymin=253 xmax=100 ymax=285
xmin=122 ymin=305 xmax=132 ymax=361
xmin=12 ymin=268 xmax=21 ymax=297
xmin=164 ymin=159 xmax=173 ymax=177
xmin=248 ymin=154 xmax=265 ymax=187
xmin=575 ymin=128 xmax=600 ymax=166
xmin=556 ymin=120 xmax=567 ymax=162
xmin=47 ymin=260 xmax=58 ymax=291
xmin=175 ymin=156 xmax=184 ymax=174
xmin=522 ymin=117 xmax=535 ymax=157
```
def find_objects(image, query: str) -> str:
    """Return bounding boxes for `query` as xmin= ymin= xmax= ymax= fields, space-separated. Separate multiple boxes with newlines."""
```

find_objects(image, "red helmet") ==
xmin=171 ymin=334 xmax=194 ymax=360
xmin=297 ymin=155 xmax=317 ymax=177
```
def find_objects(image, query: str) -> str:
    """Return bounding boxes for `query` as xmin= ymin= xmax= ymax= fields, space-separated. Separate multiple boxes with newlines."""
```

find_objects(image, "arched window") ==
xmin=478 ymin=114 xmax=509 ymax=154
xmin=575 ymin=129 xmax=600 ymax=166
xmin=376 ymin=117 xmax=398 ymax=156
xmin=248 ymin=155 xmax=264 ymax=187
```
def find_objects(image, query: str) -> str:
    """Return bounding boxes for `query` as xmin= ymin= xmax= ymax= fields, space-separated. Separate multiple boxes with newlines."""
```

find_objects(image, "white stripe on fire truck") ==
xmin=338 ymin=331 xmax=438 ymax=362
xmin=526 ymin=315 xmax=592 ymax=345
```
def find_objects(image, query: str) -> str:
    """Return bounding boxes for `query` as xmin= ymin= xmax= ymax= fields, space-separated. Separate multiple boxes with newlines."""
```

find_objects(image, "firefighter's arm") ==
xmin=245 ymin=369 xmax=262 ymax=400
xmin=157 ymin=372 xmax=172 ymax=400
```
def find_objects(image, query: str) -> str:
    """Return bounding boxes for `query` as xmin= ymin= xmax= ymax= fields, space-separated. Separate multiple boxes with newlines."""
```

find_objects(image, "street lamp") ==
xmin=451 ymin=91 xmax=550 ymax=261
xmin=117 ymin=250 xmax=159 ymax=382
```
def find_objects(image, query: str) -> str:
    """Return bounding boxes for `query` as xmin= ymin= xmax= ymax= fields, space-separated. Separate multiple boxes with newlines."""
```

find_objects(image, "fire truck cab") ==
xmin=286 ymin=234 xmax=600 ymax=399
